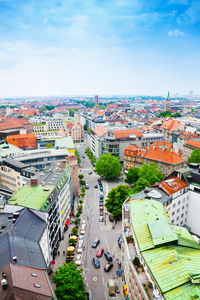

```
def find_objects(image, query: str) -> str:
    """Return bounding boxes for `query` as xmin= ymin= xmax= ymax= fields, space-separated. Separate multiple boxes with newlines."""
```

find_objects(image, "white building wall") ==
xmin=39 ymin=227 xmax=51 ymax=267
xmin=186 ymin=187 xmax=200 ymax=235
xmin=170 ymin=189 xmax=189 ymax=226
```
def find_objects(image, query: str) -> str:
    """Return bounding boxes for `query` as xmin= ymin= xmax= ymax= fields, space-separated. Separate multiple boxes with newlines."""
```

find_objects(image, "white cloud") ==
xmin=168 ymin=28 xmax=185 ymax=36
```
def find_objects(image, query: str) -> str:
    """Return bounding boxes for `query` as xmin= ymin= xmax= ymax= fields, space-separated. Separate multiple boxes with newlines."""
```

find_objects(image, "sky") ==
xmin=0 ymin=0 xmax=200 ymax=97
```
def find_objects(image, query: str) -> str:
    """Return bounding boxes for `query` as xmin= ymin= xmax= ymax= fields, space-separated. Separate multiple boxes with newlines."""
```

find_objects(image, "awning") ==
xmin=65 ymin=219 xmax=70 ymax=226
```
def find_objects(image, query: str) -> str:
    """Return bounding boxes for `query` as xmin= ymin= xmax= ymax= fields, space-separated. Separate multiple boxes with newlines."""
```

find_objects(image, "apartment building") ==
xmin=0 ymin=118 xmax=33 ymax=139
xmin=182 ymin=139 xmax=200 ymax=160
xmin=122 ymin=198 xmax=200 ymax=300
xmin=66 ymin=122 xmax=84 ymax=143
xmin=7 ymin=132 xmax=37 ymax=150
xmin=124 ymin=141 xmax=185 ymax=176
xmin=5 ymin=164 xmax=73 ymax=259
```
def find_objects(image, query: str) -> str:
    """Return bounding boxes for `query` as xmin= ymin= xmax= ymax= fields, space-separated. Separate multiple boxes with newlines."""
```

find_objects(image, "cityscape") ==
xmin=0 ymin=1 xmax=200 ymax=300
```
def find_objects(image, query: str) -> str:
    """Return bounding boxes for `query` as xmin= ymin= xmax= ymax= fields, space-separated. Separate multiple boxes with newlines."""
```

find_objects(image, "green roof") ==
xmin=8 ymin=185 xmax=54 ymax=211
xmin=130 ymin=199 xmax=200 ymax=300
xmin=0 ymin=143 xmax=23 ymax=156
xmin=39 ymin=136 xmax=75 ymax=149
xmin=148 ymin=219 xmax=178 ymax=247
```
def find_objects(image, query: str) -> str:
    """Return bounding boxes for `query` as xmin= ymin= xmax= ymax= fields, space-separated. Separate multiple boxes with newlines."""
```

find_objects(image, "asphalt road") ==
xmin=77 ymin=143 xmax=123 ymax=300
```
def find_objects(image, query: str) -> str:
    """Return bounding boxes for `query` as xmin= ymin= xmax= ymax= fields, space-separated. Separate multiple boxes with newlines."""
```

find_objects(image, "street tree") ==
xmin=105 ymin=185 xmax=132 ymax=219
xmin=78 ymin=174 xmax=84 ymax=180
xmin=138 ymin=163 xmax=164 ymax=185
xmin=188 ymin=149 xmax=200 ymax=164
xmin=125 ymin=167 xmax=139 ymax=185
xmin=53 ymin=262 xmax=86 ymax=300
xmin=95 ymin=154 xmax=122 ymax=179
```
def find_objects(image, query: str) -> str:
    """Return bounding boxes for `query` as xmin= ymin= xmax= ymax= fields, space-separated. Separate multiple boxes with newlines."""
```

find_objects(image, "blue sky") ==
xmin=0 ymin=0 xmax=199 ymax=97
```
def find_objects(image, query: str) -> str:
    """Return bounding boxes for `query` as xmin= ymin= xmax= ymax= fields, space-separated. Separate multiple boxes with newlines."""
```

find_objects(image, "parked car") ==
xmin=81 ymin=224 xmax=86 ymax=230
xmin=80 ymin=230 xmax=85 ymax=235
xmin=100 ymin=186 xmax=103 ymax=191
xmin=85 ymin=183 xmax=89 ymax=189
xmin=94 ymin=184 xmax=98 ymax=188
xmin=100 ymin=210 xmax=104 ymax=216
xmin=86 ymin=291 xmax=93 ymax=300
xmin=82 ymin=155 xmax=85 ymax=158
xmin=77 ymin=246 xmax=83 ymax=253
xmin=79 ymin=236 xmax=84 ymax=243
xmin=104 ymin=263 xmax=113 ymax=272
xmin=100 ymin=192 xmax=104 ymax=200
xmin=82 ymin=220 xmax=86 ymax=225
xmin=99 ymin=206 xmax=104 ymax=211
xmin=99 ymin=216 xmax=104 ymax=222
xmin=76 ymin=255 xmax=82 ymax=266
xmin=96 ymin=248 xmax=104 ymax=257
xmin=91 ymin=238 xmax=100 ymax=248
xmin=104 ymin=252 xmax=113 ymax=262
xmin=93 ymin=257 xmax=100 ymax=268
xmin=88 ymin=171 xmax=92 ymax=175
xmin=99 ymin=201 xmax=104 ymax=206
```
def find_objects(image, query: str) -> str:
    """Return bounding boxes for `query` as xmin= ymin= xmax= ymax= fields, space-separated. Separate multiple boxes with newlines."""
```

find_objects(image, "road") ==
xmin=77 ymin=143 xmax=123 ymax=300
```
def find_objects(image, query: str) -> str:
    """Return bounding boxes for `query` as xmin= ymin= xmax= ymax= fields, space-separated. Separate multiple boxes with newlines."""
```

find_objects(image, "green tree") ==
xmin=83 ymin=124 xmax=88 ymax=131
xmin=125 ymin=167 xmax=139 ymax=185
xmin=132 ymin=178 xmax=150 ymax=193
xmin=138 ymin=163 xmax=164 ymax=185
xmin=80 ymin=180 xmax=85 ymax=186
xmin=45 ymin=105 xmax=55 ymax=111
xmin=46 ymin=143 xmax=53 ymax=149
xmin=105 ymin=185 xmax=132 ymax=219
xmin=81 ymin=187 xmax=85 ymax=193
xmin=69 ymin=238 xmax=77 ymax=246
xmin=72 ymin=227 xmax=78 ymax=235
xmin=53 ymin=262 xmax=86 ymax=300
xmin=75 ymin=149 xmax=81 ymax=164
xmin=39 ymin=107 xmax=46 ymax=113
xmin=188 ymin=149 xmax=200 ymax=164
xmin=95 ymin=154 xmax=122 ymax=179
xmin=78 ymin=174 xmax=84 ymax=180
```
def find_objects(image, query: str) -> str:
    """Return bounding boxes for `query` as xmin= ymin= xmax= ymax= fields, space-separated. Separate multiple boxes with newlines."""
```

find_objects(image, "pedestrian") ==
xmin=63 ymin=251 xmax=65 ymax=255
xmin=57 ymin=251 xmax=60 ymax=255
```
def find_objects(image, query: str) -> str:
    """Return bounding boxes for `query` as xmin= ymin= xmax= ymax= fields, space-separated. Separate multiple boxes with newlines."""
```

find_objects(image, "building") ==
xmin=183 ymin=139 xmax=200 ymax=160
xmin=5 ymin=163 xmax=73 ymax=259
xmin=66 ymin=123 xmax=84 ymax=143
xmin=124 ymin=141 xmax=185 ymax=176
xmin=95 ymin=95 xmax=99 ymax=105
xmin=7 ymin=133 xmax=37 ymax=150
xmin=36 ymin=136 xmax=75 ymax=155
xmin=166 ymin=91 xmax=171 ymax=111
xmin=122 ymin=198 xmax=200 ymax=300
xmin=0 ymin=208 xmax=50 ymax=270
xmin=0 ymin=118 xmax=33 ymax=139
xmin=0 ymin=263 xmax=56 ymax=300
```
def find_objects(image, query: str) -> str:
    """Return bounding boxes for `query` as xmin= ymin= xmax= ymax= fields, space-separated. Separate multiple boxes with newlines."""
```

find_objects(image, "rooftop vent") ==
xmin=43 ymin=187 xmax=50 ymax=191
xmin=31 ymin=273 xmax=37 ymax=277
xmin=1 ymin=279 xmax=7 ymax=290
xmin=12 ymin=256 xmax=17 ymax=263
xmin=2 ymin=271 xmax=6 ymax=278
xmin=34 ymin=284 xmax=41 ymax=288
xmin=13 ymin=212 xmax=20 ymax=219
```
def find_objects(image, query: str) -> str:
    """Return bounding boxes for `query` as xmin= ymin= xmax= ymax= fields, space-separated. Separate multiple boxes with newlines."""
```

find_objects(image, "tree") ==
xmin=45 ymin=105 xmax=55 ymax=111
xmin=188 ymin=149 xmax=200 ymax=164
xmin=138 ymin=163 xmax=164 ymax=185
xmin=132 ymin=178 xmax=150 ymax=193
xmin=78 ymin=174 xmax=84 ymax=180
xmin=95 ymin=154 xmax=122 ymax=179
xmin=81 ymin=187 xmax=85 ymax=193
xmin=53 ymin=262 xmax=86 ymax=300
xmin=105 ymin=185 xmax=132 ymax=219
xmin=39 ymin=107 xmax=46 ymax=113
xmin=80 ymin=180 xmax=85 ymax=186
xmin=125 ymin=167 xmax=139 ymax=185
xmin=69 ymin=238 xmax=76 ymax=246
xmin=46 ymin=143 xmax=53 ymax=149
xmin=72 ymin=227 xmax=78 ymax=235
xmin=83 ymin=124 xmax=88 ymax=131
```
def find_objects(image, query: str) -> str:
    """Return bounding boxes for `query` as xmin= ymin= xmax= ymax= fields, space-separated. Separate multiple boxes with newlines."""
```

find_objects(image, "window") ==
xmin=172 ymin=212 xmax=175 ymax=216
xmin=171 ymin=219 xmax=174 ymax=223
xmin=176 ymin=216 xmax=179 ymax=220
xmin=177 ymin=209 xmax=180 ymax=213
xmin=181 ymin=213 xmax=184 ymax=218
xmin=182 ymin=206 xmax=185 ymax=210
xmin=173 ymin=203 xmax=176 ymax=208
xmin=178 ymin=200 xmax=181 ymax=205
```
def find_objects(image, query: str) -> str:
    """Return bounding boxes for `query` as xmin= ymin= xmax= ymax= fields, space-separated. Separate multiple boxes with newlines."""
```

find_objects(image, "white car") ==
xmin=77 ymin=246 xmax=83 ymax=253
xmin=76 ymin=255 xmax=82 ymax=266
xmin=80 ymin=230 xmax=85 ymax=235
xmin=82 ymin=220 xmax=86 ymax=225
xmin=79 ymin=236 xmax=84 ymax=242
xmin=81 ymin=224 xmax=86 ymax=230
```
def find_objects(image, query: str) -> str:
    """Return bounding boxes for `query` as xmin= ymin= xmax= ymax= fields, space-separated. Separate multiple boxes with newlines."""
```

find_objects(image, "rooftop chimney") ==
xmin=30 ymin=176 xmax=38 ymax=187
xmin=1 ymin=279 xmax=7 ymax=290
xmin=12 ymin=256 xmax=17 ymax=263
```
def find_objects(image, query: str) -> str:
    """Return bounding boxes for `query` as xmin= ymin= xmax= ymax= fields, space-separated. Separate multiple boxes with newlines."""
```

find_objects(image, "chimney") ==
xmin=30 ymin=176 xmax=38 ymax=187
xmin=1 ymin=279 xmax=7 ymax=290
xmin=12 ymin=256 xmax=17 ymax=263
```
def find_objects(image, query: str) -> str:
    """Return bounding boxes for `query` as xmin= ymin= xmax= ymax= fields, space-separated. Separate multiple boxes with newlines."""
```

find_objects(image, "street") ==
xmin=77 ymin=143 xmax=124 ymax=300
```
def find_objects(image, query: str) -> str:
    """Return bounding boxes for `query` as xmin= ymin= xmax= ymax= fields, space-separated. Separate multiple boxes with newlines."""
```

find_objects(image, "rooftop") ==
xmin=129 ymin=199 xmax=200 ymax=300
xmin=8 ymin=185 xmax=54 ymax=211
xmin=113 ymin=128 xmax=143 ymax=139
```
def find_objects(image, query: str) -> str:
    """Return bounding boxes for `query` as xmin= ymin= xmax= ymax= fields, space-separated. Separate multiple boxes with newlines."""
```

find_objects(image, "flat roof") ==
xmin=0 ymin=143 xmax=23 ymax=157
xmin=8 ymin=185 xmax=54 ymax=211
xmin=38 ymin=136 xmax=75 ymax=149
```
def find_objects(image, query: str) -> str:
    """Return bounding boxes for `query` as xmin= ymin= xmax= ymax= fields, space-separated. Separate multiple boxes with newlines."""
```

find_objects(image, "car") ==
xmin=82 ymin=220 xmax=86 ymax=225
xmin=100 ymin=194 xmax=104 ymax=200
xmin=94 ymin=184 xmax=98 ymax=188
xmin=99 ymin=201 xmax=104 ymax=206
xmin=81 ymin=224 xmax=86 ymax=230
xmin=96 ymin=248 xmax=104 ymax=257
xmin=104 ymin=263 xmax=113 ymax=272
xmin=100 ymin=210 xmax=104 ymax=216
xmin=93 ymin=257 xmax=100 ymax=268
xmin=99 ymin=206 xmax=104 ymax=211
xmin=79 ymin=236 xmax=84 ymax=243
xmin=82 ymin=155 xmax=85 ymax=158
xmin=97 ymin=178 xmax=101 ymax=183
xmin=100 ymin=186 xmax=103 ymax=191
xmin=99 ymin=216 xmax=104 ymax=222
xmin=85 ymin=183 xmax=89 ymax=189
xmin=77 ymin=246 xmax=83 ymax=253
xmin=104 ymin=252 xmax=113 ymax=262
xmin=76 ymin=255 xmax=82 ymax=266
xmin=91 ymin=238 xmax=100 ymax=248
xmin=88 ymin=171 xmax=92 ymax=175
xmin=86 ymin=291 xmax=93 ymax=300
xmin=80 ymin=230 xmax=85 ymax=235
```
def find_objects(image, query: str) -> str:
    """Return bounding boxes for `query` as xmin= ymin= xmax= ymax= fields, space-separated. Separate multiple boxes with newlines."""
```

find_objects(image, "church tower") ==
xmin=166 ymin=91 xmax=171 ymax=111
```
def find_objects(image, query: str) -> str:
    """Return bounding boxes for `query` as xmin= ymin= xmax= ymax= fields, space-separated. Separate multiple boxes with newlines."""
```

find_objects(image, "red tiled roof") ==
xmin=113 ymin=129 xmax=143 ymax=139
xmin=144 ymin=141 xmax=184 ymax=165
xmin=93 ymin=125 xmax=108 ymax=137
xmin=184 ymin=139 xmax=200 ymax=149
xmin=0 ymin=118 xmax=30 ymax=131
xmin=96 ymin=111 xmax=105 ymax=116
xmin=157 ymin=177 xmax=187 ymax=195
xmin=160 ymin=119 xmax=184 ymax=132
